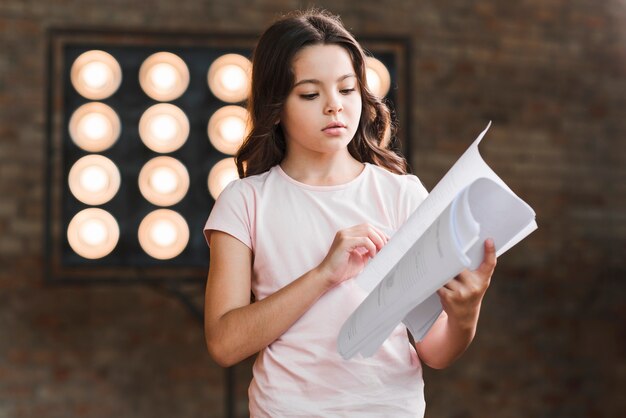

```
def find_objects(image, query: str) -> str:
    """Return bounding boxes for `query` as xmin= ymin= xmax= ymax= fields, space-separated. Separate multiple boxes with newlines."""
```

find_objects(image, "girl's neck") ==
xmin=280 ymin=152 xmax=364 ymax=187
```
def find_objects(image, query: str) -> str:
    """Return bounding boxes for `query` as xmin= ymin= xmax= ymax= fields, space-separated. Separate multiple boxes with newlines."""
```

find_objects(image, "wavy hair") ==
xmin=236 ymin=9 xmax=408 ymax=177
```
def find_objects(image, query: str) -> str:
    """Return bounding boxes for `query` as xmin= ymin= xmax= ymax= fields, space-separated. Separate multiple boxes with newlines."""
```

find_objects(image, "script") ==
xmin=337 ymin=122 xmax=538 ymax=360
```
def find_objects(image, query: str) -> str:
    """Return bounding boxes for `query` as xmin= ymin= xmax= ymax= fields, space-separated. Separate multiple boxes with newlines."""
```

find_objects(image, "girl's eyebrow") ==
xmin=293 ymin=73 xmax=356 ymax=87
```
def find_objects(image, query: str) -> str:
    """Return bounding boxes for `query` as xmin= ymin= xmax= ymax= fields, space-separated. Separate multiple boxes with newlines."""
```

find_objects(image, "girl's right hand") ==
xmin=316 ymin=223 xmax=389 ymax=288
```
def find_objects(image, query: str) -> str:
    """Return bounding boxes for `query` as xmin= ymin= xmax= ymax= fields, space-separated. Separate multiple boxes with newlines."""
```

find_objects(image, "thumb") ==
xmin=476 ymin=238 xmax=497 ymax=276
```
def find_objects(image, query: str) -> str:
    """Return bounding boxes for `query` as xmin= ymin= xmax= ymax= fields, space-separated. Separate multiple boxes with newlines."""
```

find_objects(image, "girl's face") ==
xmin=280 ymin=44 xmax=362 ymax=159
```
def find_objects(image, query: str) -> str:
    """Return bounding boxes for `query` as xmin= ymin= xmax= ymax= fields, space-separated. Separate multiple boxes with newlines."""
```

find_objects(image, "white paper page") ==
xmin=339 ymin=177 xmax=537 ymax=359
xmin=338 ymin=195 xmax=472 ymax=359
xmin=402 ymin=293 xmax=442 ymax=341
xmin=353 ymin=122 xmax=537 ymax=345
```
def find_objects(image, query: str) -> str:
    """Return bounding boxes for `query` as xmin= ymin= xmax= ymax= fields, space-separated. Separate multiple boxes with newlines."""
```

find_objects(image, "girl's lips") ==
xmin=322 ymin=122 xmax=347 ymax=130
xmin=322 ymin=127 xmax=346 ymax=136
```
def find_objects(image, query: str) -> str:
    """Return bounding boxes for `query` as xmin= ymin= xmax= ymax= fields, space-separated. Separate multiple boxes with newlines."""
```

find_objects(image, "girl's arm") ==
xmin=415 ymin=239 xmax=497 ymax=369
xmin=204 ymin=224 xmax=388 ymax=367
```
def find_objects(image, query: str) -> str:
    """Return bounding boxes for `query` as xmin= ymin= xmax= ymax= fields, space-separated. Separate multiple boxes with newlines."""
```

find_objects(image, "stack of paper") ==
xmin=337 ymin=123 xmax=538 ymax=360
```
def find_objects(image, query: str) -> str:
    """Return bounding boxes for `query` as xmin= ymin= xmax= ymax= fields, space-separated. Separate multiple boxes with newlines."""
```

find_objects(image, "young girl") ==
xmin=203 ymin=9 xmax=497 ymax=417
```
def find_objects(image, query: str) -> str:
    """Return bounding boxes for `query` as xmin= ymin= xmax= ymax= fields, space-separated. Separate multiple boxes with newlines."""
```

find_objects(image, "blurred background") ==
xmin=1 ymin=0 xmax=624 ymax=417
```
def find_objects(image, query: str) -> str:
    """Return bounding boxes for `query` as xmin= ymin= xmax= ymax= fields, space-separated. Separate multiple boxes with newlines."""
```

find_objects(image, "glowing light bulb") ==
xmin=81 ymin=61 xmax=110 ymax=89
xmin=79 ymin=112 xmax=110 ymax=141
xmin=71 ymin=50 xmax=122 ymax=100
xmin=150 ymin=114 xmax=178 ymax=142
xmin=67 ymin=208 xmax=119 ymax=259
xmin=139 ymin=103 xmax=189 ymax=153
xmin=365 ymin=56 xmax=391 ymax=98
xmin=138 ymin=157 xmax=189 ymax=206
xmin=150 ymin=63 xmax=177 ymax=91
xmin=208 ymin=54 xmax=251 ymax=103
xmin=149 ymin=167 xmax=178 ymax=195
xmin=138 ymin=209 xmax=189 ymax=259
xmin=139 ymin=52 xmax=189 ymax=101
xmin=79 ymin=165 xmax=109 ymax=193
xmin=220 ymin=64 xmax=246 ymax=92
xmin=150 ymin=220 xmax=177 ymax=247
xmin=207 ymin=105 xmax=249 ymax=155
xmin=79 ymin=219 xmax=108 ymax=246
xmin=219 ymin=116 xmax=246 ymax=144
xmin=220 ymin=170 xmax=238 ymax=190
xmin=366 ymin=68 xmax=381 ymax=97
xmin=69 ymin=103 xmax=120 ymax=152
xmin=68 ymin=155 xmax=120 ymax=205
xmin=208 ymin=158 xmax=239 ymax=199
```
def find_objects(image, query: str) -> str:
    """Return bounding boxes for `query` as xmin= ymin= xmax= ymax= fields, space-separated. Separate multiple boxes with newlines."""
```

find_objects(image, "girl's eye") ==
xmin=340 ymin=88 xmax=356 ymax=95
xmin=300 ymin=93 xmax=318 ymax=100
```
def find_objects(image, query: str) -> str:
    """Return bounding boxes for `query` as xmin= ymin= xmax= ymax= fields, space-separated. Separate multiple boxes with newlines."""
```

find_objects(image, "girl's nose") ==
xmin=325 ymin=100 xmax=343 ymax=114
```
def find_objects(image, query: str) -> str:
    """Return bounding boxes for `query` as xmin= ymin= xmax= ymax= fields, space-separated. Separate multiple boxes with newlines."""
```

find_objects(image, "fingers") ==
xmin=437 ymin=240 xmax=497 ymax=308
xmin=442 ymin=275 xmax=461 ymax=291
xmin=476 ymin=238 xmax=497 ymax=277
xmin=348 ymin=236 xmax=378 ymax=258
xmin=339 ymin=223 xmax=389 ymax=257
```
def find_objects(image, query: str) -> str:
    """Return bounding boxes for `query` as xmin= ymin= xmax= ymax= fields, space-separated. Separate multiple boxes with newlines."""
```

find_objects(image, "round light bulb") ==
xmin=79 ymin=219 xmax=108 ymax=246
xmin=138 ymin=209 xmax=189 ymax=260
xmin=81 ymin=61 xmax=110 ymax=89
xmin=71 ymin=50 xmax=122 ymax=100
xmin=150 ymin=114 xmax=177 ymax=142
xmin=69 ymin=102 xmax=121 ymax=152
xmin=207 ymin=105 xmax=250 ymax=155
xmin=79 ymin=165 xmax=109 ymax=193
xmin=67 ymin=208 xmax=119 ymax=259
xmin=149 ymin=167 xmax=178 ymax=195
xmin=150 ymin=220 xmax=178 ymax=247
xmin=139 ymin=103 xmax=189 ymax=153
xmin=79 ymin=113 xmax=110 ymax=141
xmin=139 ymin=52 xmax=189 ymax=101
xmin=150 ymin=63 xmax=177 ymax=91
xmin=138 ymin=156 xmax=189 ymax=206
xmin=219 ymin=116 xmax=246 ymax=144
xmin=366 ymin=68 xmax=381 ymax=97
xmin=220 ymin=64 xmax=247 ymax=92
xmin=365 ymin=56 xmax=391 ymax=98
xmin=208 ymin=54 xmax=251 ymax=103
xmin=207 ymin=158 xmax=239 ymax=199
xmin=68 ymin=155 xmax=120 ymax=205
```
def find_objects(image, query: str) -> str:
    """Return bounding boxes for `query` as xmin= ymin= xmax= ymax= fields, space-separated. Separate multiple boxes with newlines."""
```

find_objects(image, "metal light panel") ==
xmin=44 ymin=28 xmax=409 ymax=283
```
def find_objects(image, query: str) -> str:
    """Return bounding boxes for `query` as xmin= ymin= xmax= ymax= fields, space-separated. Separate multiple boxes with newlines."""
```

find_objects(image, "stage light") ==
xmin=139 ymin=52 xmax=190 ymax=101
xmin=207 ymin=157 xmax=238 ymax=199
xmin=138 ymin=209 xmax=189 ymax=260
xmin=68 ymin=155 xmax=121 ymax=205
xmin=365 ymin=56 xmax=391 ymax=98
xmin=67 ymin=208 xmax=120 ymax=259
xmin=70 ymin=50 xmax=122 ymax=100
xmin=138 ymin=156 xmax=189 ymax=207
xmin=47 ymin=31 xmax=405 ymax=287
xmin=207 ymin=105 xmax=249 ymax=155
xmin=139 ymin=103 xmax=189 ymax=153
xmin=207 ymin=54 xmax=251 ymax=103
xmin=68 ymin=102 xmax=121 ymax=152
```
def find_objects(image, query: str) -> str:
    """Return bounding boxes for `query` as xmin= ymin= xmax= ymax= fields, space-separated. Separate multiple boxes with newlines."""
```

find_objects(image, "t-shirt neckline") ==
xmin=275 ymin=163 xmax=369 ymax=191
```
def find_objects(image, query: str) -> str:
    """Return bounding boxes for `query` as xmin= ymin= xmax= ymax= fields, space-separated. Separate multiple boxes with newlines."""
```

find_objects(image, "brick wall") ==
xmin=1 ymin=0 xmax=624 ymax=417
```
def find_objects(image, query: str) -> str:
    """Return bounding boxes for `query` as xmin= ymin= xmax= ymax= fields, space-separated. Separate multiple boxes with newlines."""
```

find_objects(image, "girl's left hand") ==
xmin=436 ymin=239 xmax=497 ymax=330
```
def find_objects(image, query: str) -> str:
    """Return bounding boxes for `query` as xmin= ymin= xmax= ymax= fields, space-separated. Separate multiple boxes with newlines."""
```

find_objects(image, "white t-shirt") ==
xmin=204 ymin=163 xmax=429 ymax=417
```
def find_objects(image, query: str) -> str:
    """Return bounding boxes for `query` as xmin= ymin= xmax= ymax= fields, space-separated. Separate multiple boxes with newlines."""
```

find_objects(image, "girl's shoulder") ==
xmin=221 ymin=167 xmax=274 ymax=195
xmin=366 ymin=163 xmax=428 ymax=197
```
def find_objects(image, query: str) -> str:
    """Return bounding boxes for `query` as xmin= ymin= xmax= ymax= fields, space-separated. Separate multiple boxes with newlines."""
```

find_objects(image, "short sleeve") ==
xmin=398 ymin=174 xmax=429 ymax=226
xmin=203 ymin=180 xmax=254 ymax=250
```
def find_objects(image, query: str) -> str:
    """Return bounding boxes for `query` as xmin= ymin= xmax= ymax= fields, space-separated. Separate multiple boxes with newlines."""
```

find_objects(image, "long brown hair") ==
xmin=236 ymin=9 xmax=408 ymax=178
